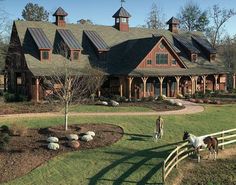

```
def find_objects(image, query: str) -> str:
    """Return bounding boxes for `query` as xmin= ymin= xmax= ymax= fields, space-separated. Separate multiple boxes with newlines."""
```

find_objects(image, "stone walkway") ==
xmin=0 ymin=99 xmax=204 ymax=118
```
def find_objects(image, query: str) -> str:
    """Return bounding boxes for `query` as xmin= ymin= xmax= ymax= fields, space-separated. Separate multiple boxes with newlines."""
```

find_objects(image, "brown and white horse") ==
xmin=183 ymin=131 xmax=218 ymax=162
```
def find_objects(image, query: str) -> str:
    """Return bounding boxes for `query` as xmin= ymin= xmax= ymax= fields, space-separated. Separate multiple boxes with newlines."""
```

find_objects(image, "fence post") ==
xmin=175 ymin=146 xmax=179 ymax=168
xmin=221 ymin=130 xmax=225 ymax=150
xmin=162 ymin=161 xmax=165 ymax=184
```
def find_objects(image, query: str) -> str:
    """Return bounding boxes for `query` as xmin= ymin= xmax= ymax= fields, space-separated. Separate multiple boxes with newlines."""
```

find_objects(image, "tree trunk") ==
xmin=64 ymin=101 xmax=69 ymax=131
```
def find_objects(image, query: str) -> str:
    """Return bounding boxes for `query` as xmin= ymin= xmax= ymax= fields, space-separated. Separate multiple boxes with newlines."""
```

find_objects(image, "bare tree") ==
xmin=146 ymin=3 xmax=165 ymax=29
xmin=41 ymin=45 xmax=106 ymax=130
xmin=206 ymin=4 xmax=236 ymax=48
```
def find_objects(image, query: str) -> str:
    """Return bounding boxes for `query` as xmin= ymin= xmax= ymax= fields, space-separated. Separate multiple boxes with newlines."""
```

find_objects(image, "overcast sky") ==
xmin=1 ymin=0 xmax=236 ymax=36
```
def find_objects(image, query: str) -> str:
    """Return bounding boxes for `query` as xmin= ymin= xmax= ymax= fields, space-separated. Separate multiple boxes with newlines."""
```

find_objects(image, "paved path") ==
xmin=0 ymin=99 xmax=204 ymax=118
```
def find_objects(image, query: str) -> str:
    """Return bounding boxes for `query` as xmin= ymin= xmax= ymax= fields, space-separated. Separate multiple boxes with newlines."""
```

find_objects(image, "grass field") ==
xmin=1 ymin=104 xmax=236 ymax=185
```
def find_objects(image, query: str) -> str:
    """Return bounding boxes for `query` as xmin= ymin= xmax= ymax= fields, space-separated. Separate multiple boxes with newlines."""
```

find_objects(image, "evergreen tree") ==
xmin=22 ymin=3 xmax=49 ymax=21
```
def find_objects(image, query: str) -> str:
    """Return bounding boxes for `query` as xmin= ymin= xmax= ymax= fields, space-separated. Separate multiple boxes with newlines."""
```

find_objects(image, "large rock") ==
xmin=167 ymin=99 xmax=175 ymax=105
xmin=47 ymin=136 xmax=59 ymax=143
xmin=96 ymin=101 xmax=108 ymax=106
xmin=66 ymin=134 xmax=79 ymax=141
xmin=68 ymin=140 xmax=80 ymax=149
xmin=81 ymin=134 xmax=93 ymax=142
xmin=85 ymin=131 xmax=95 ymax=137
xmin=175 ymin=102 xmax=183 ymax=107
xmin=110 ymin=100 xmax=119 ymax=107
xmin=48 ymin=143 xmax=59 ymax=150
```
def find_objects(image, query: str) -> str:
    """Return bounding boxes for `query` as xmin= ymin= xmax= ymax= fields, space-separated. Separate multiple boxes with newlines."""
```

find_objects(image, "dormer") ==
xmin=166 ymin=17 xmax=180 ymax=34
xmin=56 ymin=29 xmax=82 ymax=61
xmin=53 ymin=7 xmax=68 ymax=27
xmin=84 ymin=30 xmax=109 ymax=60
xmin=112 ymin=7 xmax=131 ymax=32
xmin=174 ymin=35 xmax=200 ymax=62
xmin=27 ymin=28 xmax=52 ymax=61
xmin=192 ymin=35 xmax=217 ymax=62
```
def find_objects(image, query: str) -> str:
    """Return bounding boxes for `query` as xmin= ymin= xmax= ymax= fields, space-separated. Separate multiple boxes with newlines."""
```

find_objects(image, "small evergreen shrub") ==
xmin=0 ymin=133 xmax=10 ymax=151
xmin=3 ymin=92 xmax=28 ymax=102
xmin=0 ymin=125 xmax=9 ymax=134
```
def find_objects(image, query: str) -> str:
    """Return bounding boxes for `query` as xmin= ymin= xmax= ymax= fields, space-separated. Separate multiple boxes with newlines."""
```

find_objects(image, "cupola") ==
xmin=112 ymin=7 xmax=131 ymax=32
xmin=166 ymin=17 xmax=180 ymax=33
xmin=53 ymin=7 xmax=68 ymax=27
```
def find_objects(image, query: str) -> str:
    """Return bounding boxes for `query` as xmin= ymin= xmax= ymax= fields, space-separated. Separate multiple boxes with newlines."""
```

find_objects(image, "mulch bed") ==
xmin=0 ymin=123 xmax=123 ymax=183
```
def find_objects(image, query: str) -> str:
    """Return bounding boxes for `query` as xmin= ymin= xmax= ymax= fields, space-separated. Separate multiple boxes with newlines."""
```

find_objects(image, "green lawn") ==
xmin=69 ymin=104 xmax=153 ymax=113
xmin=1 ymin=104 xmax=236 ymax=185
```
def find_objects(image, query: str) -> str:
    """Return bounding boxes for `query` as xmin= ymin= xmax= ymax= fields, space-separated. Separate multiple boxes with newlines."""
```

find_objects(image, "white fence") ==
xmin=162 ymin=128 xmax=236 ymax=184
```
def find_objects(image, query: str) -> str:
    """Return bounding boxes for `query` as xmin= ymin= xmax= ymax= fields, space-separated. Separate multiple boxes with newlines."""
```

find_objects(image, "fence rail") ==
xmin=162 ymin=128 xmax=236 ymax=184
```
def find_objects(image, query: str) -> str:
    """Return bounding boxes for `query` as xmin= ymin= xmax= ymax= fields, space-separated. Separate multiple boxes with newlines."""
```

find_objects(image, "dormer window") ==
xmin=42 ymin=51 xmax=49 ymax=60
xmin=210 ymin=54 xmax=216 ymax=62
xmin=191 ymin=54 xmax=198 ymax=62
xmin=156 ymin=53 xmax=168 ymax=65
xmin=72 ymin=50 xmax=79 ymax=61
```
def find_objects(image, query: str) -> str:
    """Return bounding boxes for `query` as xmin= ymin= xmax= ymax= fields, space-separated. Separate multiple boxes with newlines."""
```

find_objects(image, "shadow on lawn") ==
xmin=88 ymin=142 xmax=180 ymax=185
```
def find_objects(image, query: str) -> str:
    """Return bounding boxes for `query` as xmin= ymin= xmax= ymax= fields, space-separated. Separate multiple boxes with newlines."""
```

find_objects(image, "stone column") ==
xmin=158 ymin=76 xmax=164 ymax=96
xmin=141 ymin=77 xmax=148 ymax=98
xmin=128 ymin=77 xmax=134 ymax=99
xmin=214 ymin=75 xmax=219 ymax=91
xmin=233 ymin=74 xmax=236 ymax=89
xmin=202 ymin=75 xmax=206 ymax=94
xmin=36 ymin=78 xmax=40 ymax=102
xmin=175 ymin=76 xmax=181 ymax=95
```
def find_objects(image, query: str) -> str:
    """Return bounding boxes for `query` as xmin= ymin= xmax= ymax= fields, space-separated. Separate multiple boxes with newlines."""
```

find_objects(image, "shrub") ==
xmin=9 ymin=123 xmax=28 ymax=136
xmin=99 ymin=96 xmax=110 ymax=102
xmin=0 ymin=125 xmax=9 ymax=134
xmin=111 ymin=95 xmax=126 ymax=102
xmin=3 ymin=92 xmax=28 ymax=102
xmin=0 ymin=133 xmax=10 ymax=151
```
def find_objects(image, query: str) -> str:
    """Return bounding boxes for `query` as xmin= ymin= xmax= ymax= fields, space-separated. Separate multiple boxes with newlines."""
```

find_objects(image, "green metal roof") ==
xmin=14 ymin=20 xmax=227 ymax=77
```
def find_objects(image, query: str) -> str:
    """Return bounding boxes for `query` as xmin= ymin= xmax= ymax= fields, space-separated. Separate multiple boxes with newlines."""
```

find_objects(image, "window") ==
xmin=116 ymin=18 xmax=120 ymax=23
xmin=160 ymin=43 xmax=165 ymax=49
xmin=191 ymin=54 xmax=197 ymax=62
xmin=172 ymin=59 xmax=177 ymax=65
xmin=42 ymin=51 xmax=49 ymax=60
xmin=147 ymin=59 xmax=152 ymax=65
xmin=156 ymin=54 xmax=168 ymax=64
xmin=121 ymin=18 xmax=127 ymax=23
xmin=59 ymin=16 xmax=64 ymax=21
xmin=17 ymin=77 xmax=22 ymax=85
xmin=73 ymin=51 xmax=79 ymax=60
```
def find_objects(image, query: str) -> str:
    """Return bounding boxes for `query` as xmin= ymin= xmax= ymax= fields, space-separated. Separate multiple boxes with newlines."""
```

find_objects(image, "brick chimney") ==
xmin=53 ymin=7 xmax=68 ymax=27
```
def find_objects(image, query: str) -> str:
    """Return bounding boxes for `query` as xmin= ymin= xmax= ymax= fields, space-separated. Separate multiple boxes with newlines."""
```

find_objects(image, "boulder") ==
xmin=68 ymin=140 xmax=80 ymax=149
xmin=85 ymin=131 xmax=95 ymax=137
xmin=66 ymin=134 xmax=79 ymax=141
xmin=110 ymin=100 xmax=119 ymax=107
xmin=81 ymin=134 xmax=93 ymax=142
xmin=175 ymin=102 xmax=183 ymax=107
xmin=96 ymin=101 xmax=108 ymax=106
xmin=167 ymin=99 xmax=175 ymax=105
xmin=47 ymin=136 xmax=59 ymax=143
xmin=48 ymin=143 xmax=59 ymax=150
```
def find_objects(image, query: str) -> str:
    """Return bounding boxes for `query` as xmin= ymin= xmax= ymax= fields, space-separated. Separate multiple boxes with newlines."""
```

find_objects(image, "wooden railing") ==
xmin=162 ymin=128 xmax=236 ymax=184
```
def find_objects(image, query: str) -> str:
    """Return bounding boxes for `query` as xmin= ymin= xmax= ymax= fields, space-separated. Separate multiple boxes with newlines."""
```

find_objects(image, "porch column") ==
xmin=36 ymin=78 xmax=40 ymax=102
xmin=233 ymin=74 xmax=236 ymax=89
xmin=158 ymin=76 xmax=164 ymax=96
xmin=194 ymin=76 xmax=198 ymax=92
xmin=128 ymin=77 xmax=134 ymax=99
xmin=98 ymin=89 xmax=101 ymax=97
xmin=190 ymin=76 xmax=195 ymax=95
xmin=214 ymin=75 xmax=219 ymax=91
xmin=119 ymin=77 xmax=123 ymax=97
xmin=141 ymin=77 xmax=148 ymax=98
xmin=202 ymin=75 xmax=206 ymax=94
xmin=175 ymin=76 xmax=181 ymax=95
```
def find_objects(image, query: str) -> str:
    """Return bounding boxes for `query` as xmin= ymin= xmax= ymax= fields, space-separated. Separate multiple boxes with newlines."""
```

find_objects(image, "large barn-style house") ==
xmin=6 ymin=6 xmax=229 ymax=101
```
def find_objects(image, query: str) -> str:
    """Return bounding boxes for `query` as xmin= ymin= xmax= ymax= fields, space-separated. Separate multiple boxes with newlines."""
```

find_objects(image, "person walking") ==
xmin=156 ymin=115 xmax=164 ymax=139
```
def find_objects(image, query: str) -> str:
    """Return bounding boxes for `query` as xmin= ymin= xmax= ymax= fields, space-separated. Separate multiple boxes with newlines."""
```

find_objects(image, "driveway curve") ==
xmin=0 ymin=99 xmax=204 ymax=118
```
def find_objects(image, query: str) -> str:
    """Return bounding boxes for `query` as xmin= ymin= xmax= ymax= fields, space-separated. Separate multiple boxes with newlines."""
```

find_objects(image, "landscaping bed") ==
xmin=0 ymin=123 xmax=123 ymax=183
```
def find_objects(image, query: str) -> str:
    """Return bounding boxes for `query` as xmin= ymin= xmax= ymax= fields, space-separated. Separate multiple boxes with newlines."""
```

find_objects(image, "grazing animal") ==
xmin=183 ymin=131 xmax=218 ymax=162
